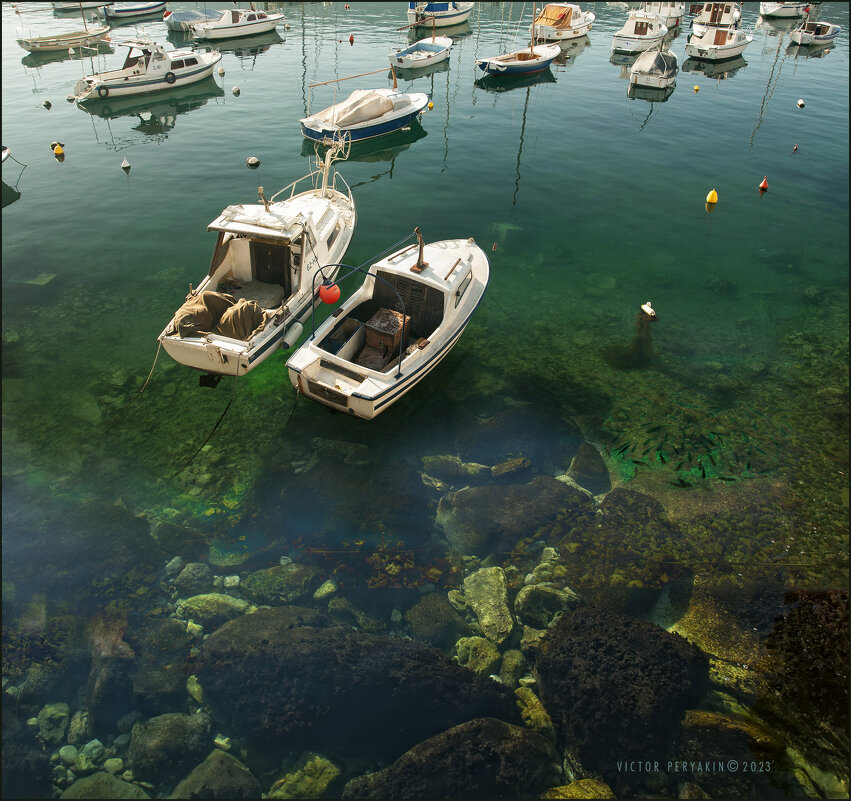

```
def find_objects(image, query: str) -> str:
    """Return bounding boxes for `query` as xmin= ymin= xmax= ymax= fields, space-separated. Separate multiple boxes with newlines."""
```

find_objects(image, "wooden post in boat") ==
xmin=258 ymin=186 xmax=270 ymax=212
xmin=411 ymin=227 xmax=428 ymax=272
xmin=391 ymin=64 xmax=397 ymax=89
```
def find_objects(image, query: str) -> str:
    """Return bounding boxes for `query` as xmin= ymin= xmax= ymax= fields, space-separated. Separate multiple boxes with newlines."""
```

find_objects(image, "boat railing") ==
xmin=269 ymin=166 xmax=353 ymax=204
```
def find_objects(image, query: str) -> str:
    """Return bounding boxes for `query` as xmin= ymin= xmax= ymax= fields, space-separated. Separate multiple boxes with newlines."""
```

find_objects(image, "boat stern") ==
xmin=287 ymin=351 xmax=377 ymax=419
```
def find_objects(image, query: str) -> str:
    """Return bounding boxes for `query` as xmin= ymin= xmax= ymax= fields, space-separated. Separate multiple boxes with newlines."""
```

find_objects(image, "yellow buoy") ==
xmin=693 ymin=85 xmax=699 ymax=93
xmin=706 ymin=189 xmax=717 ymax=204
xmin=53 ymin=144 xmax=64 ymax=156
xmin=428 ymin=102 xmax=434 ymax=110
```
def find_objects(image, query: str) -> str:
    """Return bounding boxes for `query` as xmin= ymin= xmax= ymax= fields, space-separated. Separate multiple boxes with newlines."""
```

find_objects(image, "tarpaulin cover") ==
xmin=167 ymin=291 xmax=267 ymax=341
xmin=534 ymin=4 xmax=574 ymax=28
xmin=313 ymin=90 xmax=395 ymax=127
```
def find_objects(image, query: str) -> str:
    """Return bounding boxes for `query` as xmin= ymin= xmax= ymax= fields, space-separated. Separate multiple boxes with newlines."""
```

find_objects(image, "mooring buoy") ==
xmin=245 ymin=156 xmax=260 ymax=168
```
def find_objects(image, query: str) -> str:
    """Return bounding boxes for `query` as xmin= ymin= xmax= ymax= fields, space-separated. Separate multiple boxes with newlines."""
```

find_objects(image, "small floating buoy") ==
xmin=245 ymin=156 xmax=260 ymax=168
xmin=121 ymin=157 xmax=130 ymax=172
xmin=42 ymin=100 xmax=52 ymax=110
xmin=793 ymin=144 xmax=798 ymax=152
xmin=66 ymin=93 xmax=75 ymax=103
xmin=428 ymin=102 xmax=433 ymax=109
xmin=706 ymin=188 xmax=718 ymax=205
xmin=319 ymin=282 xmax=341 ymax=304
xmin=796 ymin=98 xmax=805 ymax=108
xmin=232 ymin=86 xmax=240 ymax=96
xmin=52 ymin=145 xmax=64 ymax=158
xmin=217 ymin=66 xmax=225 ymax=76
xmin=640 ymin=301 xmax=656 ymax=319
xmin=349 ymin=34 xmax=354 ymax=45
xmin=491 ymin=242 xmax=497 ymax=252
xmin=693 ymin=85 xmax=699 ymax=93
xmin=49 ymin=141 xmax=65 ymax=151
xmin=758 ymin=176 xmax=768 ymax=192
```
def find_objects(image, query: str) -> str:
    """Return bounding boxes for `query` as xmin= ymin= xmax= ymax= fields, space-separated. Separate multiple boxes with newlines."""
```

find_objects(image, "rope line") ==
xmin=108 ymin=340 xmax=161 ymax=426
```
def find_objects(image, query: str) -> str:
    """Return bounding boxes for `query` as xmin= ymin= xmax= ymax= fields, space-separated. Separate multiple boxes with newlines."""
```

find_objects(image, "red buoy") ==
xmin=349 ymin=34 xmax=354 ymax=45
xmin=319 ymin=283 xmax=341 ymax=304
xmin=491 ymin=242 xmax=497 ymax=252
xmin=759 ymin=176 xmax=768 ymax=191
xmin=793 ymin=144 xmax=798 ymax=152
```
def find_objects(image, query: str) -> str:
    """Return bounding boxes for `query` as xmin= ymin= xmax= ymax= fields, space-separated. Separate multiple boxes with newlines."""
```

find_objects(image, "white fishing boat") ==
xmin=629 ymin=46 xmax=678 ymax=87
xmin=691 ymin=3 xmax=741 ymax=36
xmin=388 ymin=35 xmax=453 ymax=69
xmin=16 ymin=24 xmax=110 ymax=53
xmin=286 ymin=230 xmax=489 ymax=420
xmin=162 ymin=8 xmax=222 ymax=32
xmin=685 ymin=24 xmax=752 ymax=59
xmin=639 ymin=2 xmax=685 ymax=28
xmin=529 ymin=3 xmax=595 ymax=42
xmin=612 ymin=10 xmax=668 ymax=53
xmin=190 ymin=7 xmax=285 ymax=40
xmin=72 ymin=37 xmax=222 ymax=102
xmin=407 ymin=2 xmax=475 ymax=28
xmin=760 ymin=1 xmax=809 ymax=18
xmin=789 ymin=20 xmax=841 ymax=45
xmin=158 ymin=141 xmax=356 ymax=377
xmin=99 ymin=1 xmax=166 ymax=19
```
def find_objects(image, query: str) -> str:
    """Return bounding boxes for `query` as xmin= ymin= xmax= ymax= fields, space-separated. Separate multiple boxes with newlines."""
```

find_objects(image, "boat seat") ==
xmin=223 ymin=279 xmax=285 ymax=310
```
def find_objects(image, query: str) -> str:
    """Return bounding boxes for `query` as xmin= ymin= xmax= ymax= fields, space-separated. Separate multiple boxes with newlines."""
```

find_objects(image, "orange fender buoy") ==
xmin=349 ymin=34 xmax=354 ymax=45
xmin=758 ymin=176 xmax=768 ymax=191
xmin=793 ymin=144 xmax=798 ymax=152
xmin=319 ymin=282 xmax=341 ymax=304
xmin=491 ymin=242 xmax=497 ymax=252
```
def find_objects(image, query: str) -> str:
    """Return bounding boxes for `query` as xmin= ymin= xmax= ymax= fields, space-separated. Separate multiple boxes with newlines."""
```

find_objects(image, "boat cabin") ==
xmin=692 ymin=3 xmax=741 ymax=27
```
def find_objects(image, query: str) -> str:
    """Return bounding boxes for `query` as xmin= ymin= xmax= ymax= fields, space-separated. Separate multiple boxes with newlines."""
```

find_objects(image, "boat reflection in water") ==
xmin=301 ymin=121 xmax=428 ymax=169
xmin=76 ymin=77 xmax=225 ymax=147
xmin=627 ymin=82 xmax=675 ymax=102
xmin=682 ymin=54 xmax=748 ymax=79
xmin=610 ymin=50 xmax=639 ymax=79
xmin=406 ymin=20 xmax=471 ymax=42
xmin=391 ymin=59 xmax=450 ymax=83
xmin=554 ymin=35 xmax=590 ymax=66
xmin=2 ymin=181 xmax=22 ymax=209
xmin=786 ymin=41 xmax=833 ymax=59
xmin=200 ymin=28 xmax=283 ymax=57
xmin=22 ymin=41 xmax=113 ymax=69
xmin=473 ymin=68 xmax=556 ymax=94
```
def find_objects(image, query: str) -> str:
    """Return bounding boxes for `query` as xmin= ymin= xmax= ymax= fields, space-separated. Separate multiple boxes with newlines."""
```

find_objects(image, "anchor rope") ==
xmin=109 ymin=339 xmax=161 ymax=426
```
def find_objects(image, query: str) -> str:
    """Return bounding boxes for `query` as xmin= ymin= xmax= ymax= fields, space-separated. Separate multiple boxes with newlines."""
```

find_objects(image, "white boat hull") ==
xmin=16 ymin=26 xmax=110 ymax=53
xmin=629 ymin=72 xmax=676 ymax=88
xmin=789 ymin=25 xmax=840 ymax=45
xmin=612 ymin=31 xmax=667 ymax=53
xmin=191 ymin=15 xmax=283 ymax=40
xmin=102 ymin=2 xmax=167 ymax=19
xmin=531 ymin=15 xmax=595 ymax=41
xmin=407 ymin=3 xmax=474 ymax=28
xmin=760 ymin=1 xmax=808 ymax=17
xmin=685 ymin=36 xmax=751 ymax=60
xmin=389 ymin=37 xmax=452 ymax=68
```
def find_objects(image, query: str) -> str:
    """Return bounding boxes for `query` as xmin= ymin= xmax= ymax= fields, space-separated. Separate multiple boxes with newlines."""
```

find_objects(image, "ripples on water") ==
xmin=1 ymin=2 xmax=848 ymax=798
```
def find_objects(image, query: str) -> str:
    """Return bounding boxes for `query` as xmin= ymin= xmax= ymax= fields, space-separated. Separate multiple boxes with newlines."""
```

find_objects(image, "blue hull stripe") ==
xmin=92 ymin=61 xmax=219 ymax=94
xmin=246 ymin=294 xmax=318 ymax=364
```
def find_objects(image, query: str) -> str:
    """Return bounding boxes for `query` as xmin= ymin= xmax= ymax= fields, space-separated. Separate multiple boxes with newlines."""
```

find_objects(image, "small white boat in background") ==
xmin=16 ymin=24 xmax=110 ymax=53
xmin=789 ymin=20 xmax=841 ymax=45
xmin=159 ymin=141 xmax=356 ymax=377
xmin=287 ymin=231 xmax=489 ymax=419
xmin=529 ymin=3 xmax=596 ymax=42
xmin=476 ymin=42 xmax=561 ymax=75
xmin=190 ymin=7 xmax=285 ymax=40
xmin=1 ymin=146 xmax=10 ymax=164
xmin=100 ymin=1 xmax=166 ymax=19
xmin=691 ymin=3 xmax=741 ymax=36
xmin=640 ymin=2 xmax=685 ymax=28
xmin=73 ymin=38 xmax=222 ymax=101
xmin=389 ymin=35 xmax=453 ymax=69
xmin=685 ymin=24 xmax=752 ymax=59
xmin=407 ymin=1 xmax=475 ymax=28
xmin=162 ymin=8 xmax=222 ymax=32
xmin=612 ymin=10 xmax=668 ymax=53
xmin=629 ymin=46 xmax=678 ymax=87
xmin=760 ymin=1 xmax=809 ymax=18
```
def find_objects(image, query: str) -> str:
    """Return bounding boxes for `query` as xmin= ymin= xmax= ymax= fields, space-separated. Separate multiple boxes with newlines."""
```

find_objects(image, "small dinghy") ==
xmin=158 ymin=141 xmax=356 ymax=377
xmin=389 ymin=35 xmax=452 ymax=69
xmin=789 ymin=20 xmax=841 ymax=45
xmin=16 ymin=24 xmax=110 ymax=53
xmin=629 ymin=46 xmax=678 ymax=88
xmin=100 ymin=1 xmax=167 ymax=20
xmin=476 ymin=43 xmax=561 ymax=75
xmin=189 ymin=7 xmax=285 ymax=40
xmin=612 ymin=10 xmax=668 ymax=53
xmin=286 ymin=229 xmax=489 ymax=419
xmin=685 ymin=24 xmax=752 ymax=60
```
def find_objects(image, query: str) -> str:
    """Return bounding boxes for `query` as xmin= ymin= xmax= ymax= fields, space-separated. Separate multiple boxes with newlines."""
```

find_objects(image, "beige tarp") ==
xmin=166 ymin=291 xmax=267 ymax=341
xmin=313 ymin=90 xmax=394 ymax=127
xmin=534 ymin=4 xmax=574 ymax=28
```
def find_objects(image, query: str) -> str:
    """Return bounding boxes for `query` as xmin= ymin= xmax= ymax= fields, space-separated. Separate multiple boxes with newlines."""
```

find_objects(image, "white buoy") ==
xmin=66 ymin=94 xmax=75 ymax=103
xmin=245 ymin=156 xmax=260 ymax=168
xmin=640 ymin=301 xmax=656 ymax=318
xmin=232 ymin=86 xmax=240 ymax=96
xmin=42 ymin=100 xmax=52 ymax=110
xmin=217 ymin=66 xmax=225 ymax=76
xmin=121 ymin=157 xmax=130 ymax=172
xmin=796 ymin=98 xmax=805 ymax=108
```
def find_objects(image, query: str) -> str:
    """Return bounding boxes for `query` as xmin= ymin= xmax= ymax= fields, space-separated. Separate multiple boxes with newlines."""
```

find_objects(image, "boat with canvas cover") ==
xmin=158 ymin=140 xmax=356 ymax=377
xmin=72 ymin=37 xmax=221 ymax=101
xmin=629 ymin=46 xmax=678 ymax=88
xmin=286 ymin=229 xmax=489 ymax=419
xmin=529 ymin=3 xmax=595 ymax=42
xmin=407 ymin=2 xmax=474 ymax=28
xmin=162 ymin=7 xmax=222 ymax=32
xmin=189 ymin=7 xmax=285 ymax=40
xmin=789 ymin=20 xmax=841 ymax=45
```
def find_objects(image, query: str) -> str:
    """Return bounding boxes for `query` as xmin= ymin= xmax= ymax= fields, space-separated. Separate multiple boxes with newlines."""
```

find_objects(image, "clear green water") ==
xmin=2 ymin=1 xmax=848 ymax=796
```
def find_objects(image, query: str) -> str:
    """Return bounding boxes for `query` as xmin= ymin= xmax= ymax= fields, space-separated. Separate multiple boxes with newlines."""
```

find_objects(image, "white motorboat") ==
xmin=286 ymin=230 xmax=489 ymax=419
xmin=789 ymin=20 xmax=841 ymax=45
xmin=162 ymin=8 xmax=222 ymax=32
xmin=612 ymin=10 xmax=668 ymax=53
xmin=407 ymin=2 xmax=475 ymax=28
xmin=529 ymin=3 xmax=595 ymax=42
xmin=388 ymin=35 xmax=453 ymax=69
xmin=760 ymin=2 xmax=809 ymax=18
xmin=72 ymin=38 xmax=222 ymax=102
xmin=158 ymin=141 xmax=356 ymax=377
xmin=685 ymin=24 xmax=752 ymax=59
xmin=16 ymin=24 xmax=110 ymax=53
xmin=100 ymin=1 xmax=166 ymax=19
xmin=190 ymin=7 xmax=285 ymax=40
xmin=629 ymin=46 xmax=678 ymax=88
xmin=691 ymin=3 xmax=741 ymax=35
xmin=639 ymin=2 xmax=685 ymax=28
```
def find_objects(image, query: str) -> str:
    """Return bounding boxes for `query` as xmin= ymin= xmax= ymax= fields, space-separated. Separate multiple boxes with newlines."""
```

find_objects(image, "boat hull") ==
xmin=759 ymin=2 xmax=808 ymax=17
xmin=191 ymin=16 xmax=283 ymax=40
xmin=684 ymin=38 xmax=751 ymax=60
xmin=407 ymin=4 xmax=473 ymax=28
xmin=789 ymin=27 xmax=840 ymax=45
xmin=629 ymin=72 xmax=676 ymax=88
xmin=530 ymin=15 xmax=595 ymax=41
xmin=102 ymin=2 xmax=167 ymax=18
xmin=389 ymin=37 xmax=452 ymax=69
xmin=300 ymin=108 xmax=427 ymax=143
xmin=476 ymin=44 xmax=561 ymax=75
xmin=16 ymin=26 xmax=110 ymax=53
xmin=611 ymin=31 xmax=667 ymax=53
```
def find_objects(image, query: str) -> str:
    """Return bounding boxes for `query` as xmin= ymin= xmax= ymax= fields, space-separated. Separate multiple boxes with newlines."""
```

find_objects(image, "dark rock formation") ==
xmin=170 ymin=749 xmax=262 ymax=799
xmin=60 ymin=771 xmax=150 ymax=799
xmin=566 ymin=442 xmax=611 ymax=495
xmin=2 ymin=707 xmax=52 ymax=799
xmin=128 ymin=618 xmax=191 ymax=715
xmin=173 ymin=563 xmax=212 ymax=597
xmin=404 ymin=591 xmax=473 ymax=652
xmin=128 ymin=712 xmax=213 ymax=788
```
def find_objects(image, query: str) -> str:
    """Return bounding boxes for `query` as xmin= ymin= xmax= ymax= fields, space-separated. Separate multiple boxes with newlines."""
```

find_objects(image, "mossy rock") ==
xmin=454 ymin=636 xmax=500 ymax=676
xmin=241 ymin=564 xmax=323 ymax=605
xmin=60 ymin=771 xmax=150 ymax=798
xmin=269 ymin=753 xmax=341 ymax=799
xmin=175 ymin=593 xmax=248 ymax=628
xmin=541 ymin=778 xmax=614 ymax=798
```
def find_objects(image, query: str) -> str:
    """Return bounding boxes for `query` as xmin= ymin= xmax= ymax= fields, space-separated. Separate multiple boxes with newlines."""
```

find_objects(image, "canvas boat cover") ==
xmin=313 ymin=90 xmax=395 ymax=127
xmin=632 ymin=48 xmax=678 ymax=77
xmin=215 ymin=204 xmax=303 ymax=238
xmin=534 ymin=4 xmax=574 ymax=28
xmin=166 ymin=291 xmax=267 ymax=341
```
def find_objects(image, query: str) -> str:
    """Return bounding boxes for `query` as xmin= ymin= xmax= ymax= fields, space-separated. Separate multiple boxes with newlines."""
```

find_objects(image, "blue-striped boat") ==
xmin=407 ymin=2 xmax=474 ymax=28
xmin=100 ymin=1 xmax=166 ymax=19
xmin=476 ymin=42 xmax=561 ymax=75
xmin=299 ymin=88 xmax=428 ymax=143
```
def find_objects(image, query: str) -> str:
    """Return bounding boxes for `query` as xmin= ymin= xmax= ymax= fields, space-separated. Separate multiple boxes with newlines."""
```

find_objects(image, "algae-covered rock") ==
xmin=404 ymin=592 xmax=472 ymax=652
xmin=499 ymin=649 xmax=526 ymax=689
xmin=128 ymin=712 xmax=212 ymax=786
xmin=462 ymin=567 xmax=514 ymax=644
xmin=240 ymin=564 xmax=323 ymax=606
xmin=175 ymin=593 xmax=248 ymax=628
xmin=328 ymin=597 xmax=386 ymax=634
xmin=341 ymin=717 xmax=561 ymax=799
xmin=173 ymin=563 xmax=212 ymax=597
xmin=421 ymin=455 xmax=490 ymax=483
xmin=129 ymin=618 xmax=191 ymax=715
xmin=514 ymin=685 xmax=555 ymax=742
xmin=541 ymin=778 xmax=615 ymax=798
xmin=514 ymin=584 xmax=581 ymax=629
xmin=566 ymin=443 xmax=612 ymax=496
xmin=60 ymin=771 xmax=150 ymax=798
xmin=171 ymin=749 xmax=261 ymax=799
xmin=37 ymin=701 xmax=70 ymax=745
xmin=454 ymin=636 xmax=500 ymax=676
xmin=150 ymin=522 xmax=206 ymax=562
xmin=269 ymin=753 xmax=340 ymax=799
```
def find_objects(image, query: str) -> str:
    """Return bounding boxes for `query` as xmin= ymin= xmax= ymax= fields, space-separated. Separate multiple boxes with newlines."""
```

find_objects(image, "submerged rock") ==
xmin=171 ymin=749 xmax=261 ymax=799
xmin=541 ymin=778 xmax=615 ymax=798
xmin=514 ymin=584 xmax=581 ymax=630
xmin=421 ymin=454 xmax=490 ymax=484
xmin=59 ymin=771 xmax=150 ymax=798
xmin=565 ymin=442 xmax=611 ymax=496
xmin=37 ymin=701 xmax=70 ymax=745
xmin=269 ymin=753 xmax=341 ymax=799
xmin=175 ymin=593 xmax=249 ymax=628
xmin=454 ymin=636 xmax=501 ymax=676
xmin=128 ymin=712 xmax=213 ymax=786
xmin=462 ymin=567 xmax=514 ymax=644
xmin=241 ymin=563 xmax=324 ymax=606
xmin=173 ymin=563 xmax=212 ymax=597
xmin=404 ymin=592 xmax=472 ymax=652
xmin=128 ymin=618 xmax=191 ymax=714
xmin=341 ymin=717 xmax=561 ymax=799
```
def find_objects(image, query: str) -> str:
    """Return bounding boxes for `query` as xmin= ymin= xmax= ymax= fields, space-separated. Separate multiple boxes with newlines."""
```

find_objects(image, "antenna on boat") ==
xmin=317 ymin=133 xmax=350 ymax=198
xmin=258 ymin=186 xmax=270 ymax=211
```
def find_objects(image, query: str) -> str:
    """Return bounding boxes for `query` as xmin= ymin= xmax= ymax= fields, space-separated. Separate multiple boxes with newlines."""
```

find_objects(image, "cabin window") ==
xmin=454 ymin=271 xmax=472 ymax=308
xmin=257 ymin=12 xmax=266 ymax=19
xmin=183 ymin=57 xmax=198 ymax=67
xmin=634 ymin=20 xmax=649 ymax=34
xmin=247 ymin=13 xmax=256 ymax=21
xmin=171 ymin=59 xmax=185 ymax=69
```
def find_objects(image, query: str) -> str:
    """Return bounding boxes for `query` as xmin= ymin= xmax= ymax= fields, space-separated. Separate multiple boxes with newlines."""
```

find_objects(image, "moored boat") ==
xmin=162 ymin=8 xmax=222 ymax=32
xmin=691 ymin=2 xmax=741 ymax=35
xmin=629 ymin=46 xmax=678 ymax=88
xmin=685 ymin=24 xmax=752 ymax=60
xmin=286 ymin=230 xmax=489 ymax=419
xmin=16 ymin=24 xmax=110 ymax=53
xmin=639 ymin=2 xmax=685 ymax=28
xmin=789 ymin=20 xmax=841 ymax=45
xmin=476 ymin=43 xmax=561 ymax=75
xmin=158 ymin=141 xmax=356 ymax=377
xmin=529 ymin=3 xmax=595 ymax=42
xmin=407 ymin=2 xmax=474 ymax=28
xmin=99 ymin=1 xmax=166 ymax=19
xmin=759 ymin=1 xmax=809 ymax=18
xmin=189 ymin=7 xmax=285 ymax=40
xmin=388 ymin=35 xmax=453 ymax=69
xmin=612 ymin=10 xmax=668 ymax=53
xmin=72 ymin=37 xmax=222 ymax=102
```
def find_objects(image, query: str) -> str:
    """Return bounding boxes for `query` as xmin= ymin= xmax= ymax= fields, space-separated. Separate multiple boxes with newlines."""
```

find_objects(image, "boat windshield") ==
xmin=121 ymin=48 xmax=147 ymax=70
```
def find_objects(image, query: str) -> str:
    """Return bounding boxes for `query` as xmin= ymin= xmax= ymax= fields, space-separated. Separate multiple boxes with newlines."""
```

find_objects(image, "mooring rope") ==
xmin=109 ymin=340 xmax=161 ymax=426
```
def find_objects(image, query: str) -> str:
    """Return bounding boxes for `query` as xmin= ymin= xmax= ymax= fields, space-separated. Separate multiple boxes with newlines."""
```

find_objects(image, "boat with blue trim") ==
xmin=158 ymin=140 xmax=356 ymax=377
xmin=72 ymin=37 xmax=221 ymax=101
xmin=407 ymin=2 xmax=474 ymax=28
xmin=789 ymin=20 xmax=841 ymax=45
xmin=286 ymin=229 xmax=489 ymax=420
xmin=476 ymin=42 xmax=561 ymax=75
xmin=99 ymin=1 xmax=166 ymax=20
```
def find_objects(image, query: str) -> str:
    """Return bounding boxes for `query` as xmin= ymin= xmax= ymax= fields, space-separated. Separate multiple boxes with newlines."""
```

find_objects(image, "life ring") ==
xmin=97 ymin=85 xmax=109 ymax=98
xmin=165 ymin=71 xmax=176 ymax=85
